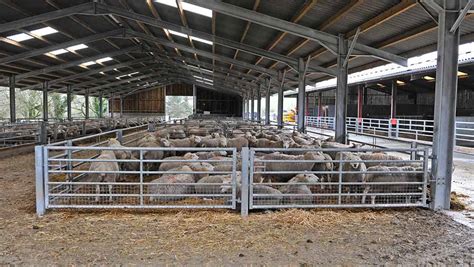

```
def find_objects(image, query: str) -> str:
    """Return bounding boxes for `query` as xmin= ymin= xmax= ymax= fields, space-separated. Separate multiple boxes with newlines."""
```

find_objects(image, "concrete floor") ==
xmin=307 ymin=127 xmax=474 ymax=228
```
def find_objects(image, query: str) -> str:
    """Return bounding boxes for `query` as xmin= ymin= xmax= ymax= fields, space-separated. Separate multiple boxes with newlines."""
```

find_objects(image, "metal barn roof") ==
xmin=0 ymin=0 xmax=473 ymax=98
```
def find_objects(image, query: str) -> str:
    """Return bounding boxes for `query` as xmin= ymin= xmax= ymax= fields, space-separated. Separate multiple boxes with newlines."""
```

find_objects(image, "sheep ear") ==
xmin=350 ymin=162 xmax=360 ymax=169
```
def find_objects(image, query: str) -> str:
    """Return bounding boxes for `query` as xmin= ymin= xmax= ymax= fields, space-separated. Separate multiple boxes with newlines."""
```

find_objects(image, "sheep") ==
xmin=359 ymin=152 xmax=405 ymax=167
xmin=86 ymin=150 xmax=120 ymax=202
xmin=279 ymin=173 xmax=320 ymax=204
xmin=136 ymin=137 xmax=170 ymax=172
xmin=108 ymin=138 xmax=131 ymax=160
xmin=322 ymin=141 xmax=360 ymax=159
xmin=334 ymin=152 xmax=367 ymax=200
xmin=148 ymin=166 xmax=195 ymax=202
xmin=261 ymin=152 xmax=327 ymax=182
xmin=249 ymin=138 xmax=290 ymax=148
xmin=199 ymin=136 xmax=227 ymax=148
xmin=312 ymin=153 xmax=334 ymax=189
xmin=226 ymin=136 xmax=249 ymax=151
xmin=222 ymin=184 xmax=283 ymax=206
xmin=168 ymin=135 xmax=201 ymax=147
xmin=195 ymin=150 xmax=227 ymax=160
xmin=186 ymin=162 xmax=215 ymax=180
xmin=187 ymin=127 xmax=209 ymax=136
xmin=195 ymin=172 xmax=242 ymax=196
xmin=158 ymin=153 xmax=199 ymax=172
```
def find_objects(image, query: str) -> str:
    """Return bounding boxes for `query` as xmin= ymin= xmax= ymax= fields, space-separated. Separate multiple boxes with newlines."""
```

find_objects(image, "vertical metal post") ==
xmin=9 ymin=75 xmax=15 ymax=123
xmin=410 ymin=142 xmax=417 ymax=161
xmin=35 ymin=146 xmax=45 ymax=216
xmin=192 ymin=84 xmax=197 ymax=114
xmin=98 ymin=92 xmax=103 ymax=118
xmin=85 ymin=90 xmax=90 ymax=119
xmin=257 ymin=85 xmax=262 ymax=123
xmin=265 ymin=79 xmax=271 ymax=125
xmin=335 ymin=34 xmax=348 ymax=144
xmin=250 ymin=90 xmax=255 ymax=122
xmin=431 ymin=0 xmax=461 ymax=210
xmin=119 ymin=96 xmax=123 ymax=118
xmin=110 ymin=95 xmax=114 ymax=119
xmin=391 ymin=80 xmax=397 ymax=119
xmin=240 ymin=147 xmax=250 ymax=217
xmin=277 ymin=72 xmax=284 ymax=129
xmin=139 ymin=150 xmax=144 ymax=206
xmin=67 ymin=85 xmax=72 ymax=121
xmin=318 ymin=91 xmax=323 ymax=117
xmin=116 ymin=129 xmax=123 ymax=143
xmin=242 ymin=96 xmax=247 ymax=120
xmin=297 ymin=57 xmax=306 ymax=132
xmin=42 ymin=81 xmax=49 ymax=122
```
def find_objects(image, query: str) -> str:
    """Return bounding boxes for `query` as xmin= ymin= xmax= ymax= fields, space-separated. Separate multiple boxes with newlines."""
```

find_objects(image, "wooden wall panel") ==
xmin=109 ymin=86 xmax=166 ymax=113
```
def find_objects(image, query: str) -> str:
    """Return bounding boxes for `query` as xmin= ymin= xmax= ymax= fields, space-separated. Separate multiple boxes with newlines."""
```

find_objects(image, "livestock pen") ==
xmin=34 ymin=119 xmax=432 ymax=217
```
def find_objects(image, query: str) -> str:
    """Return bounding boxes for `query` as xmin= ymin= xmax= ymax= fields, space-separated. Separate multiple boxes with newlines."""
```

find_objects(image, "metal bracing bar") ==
xmin=85 ymin=90 xmax=90 ymax=119
xmin=431 ymin=0 xmax=461 ymax=210
xmin=418 ymin=0 xmax=439 ymax=24
xmin=9 ymin=75 xmax=15 ymax=123
xmin=0 ymin=29 xmax=123 ymax=65
xmin=450 ymin=0 xmax=474 ymax=33
xmin=127 ymin=30 xmax=279 ymax=77
xmin=335 ymin=34 xmax=348 ymax=144
xmin=21 ymin=57 xmax=154 ymax=92
xmin=66 ymin=85 xmax=72 ymax=121
xmin=297 ymin=58 xmax=306 ymax=132
xmin=183 ymin=0 xmax=408 ymax=66
xmin=343 ymin=27 xmax=361 ymax=67
xmin=0 ymin=46 xmax=140 ymax=85
xmin=96 ymin=3 xmax=336 ymax=76
xmin=0 ymin=2 xmax=93 ymax=34
xmin=420 ymin=0 xmax=444 ymax=13
xmin=192 ymin=84 xmax=197 ymax=114
xmin=83 ymin=72 xmax=164 ymax=92
xmin=277 ymin=70 xmax=285 ymax=129
xmin=42 ymin=81 xmax=48 ymax=122
xmin=265 ymin=78 xmax=271 ymax=125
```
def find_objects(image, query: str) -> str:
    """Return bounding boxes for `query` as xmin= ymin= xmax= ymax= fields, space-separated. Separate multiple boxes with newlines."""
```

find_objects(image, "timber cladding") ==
xmin=109 ymin=86 xmax=166 ymax=113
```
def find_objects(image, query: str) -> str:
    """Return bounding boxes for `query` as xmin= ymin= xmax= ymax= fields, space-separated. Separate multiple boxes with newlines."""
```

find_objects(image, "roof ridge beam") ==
xmin=183 ymin=0 xmax=408 ymax=66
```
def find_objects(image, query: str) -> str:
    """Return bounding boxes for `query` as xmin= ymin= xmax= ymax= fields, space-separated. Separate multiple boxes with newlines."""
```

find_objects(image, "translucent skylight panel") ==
xmin=67 ymin=44 xmax=88 ymax=51
xmin=7 ymin=33 xmax=33 ymax=42
xmin=80 ymin=61 xmax=96 ymax=67
xmin=30 ymin=27 xmax=58 ymax=36
xmin=96 ymin=57 xmax=113 ymax=63
xmin=49 ymin=49 xmax=68 ymax=55
xmin=154 ymin=0 xmax=177 ymax=8
xmin=167 ymin=29 xmax=188 ymax=38
xmin=182 ymin=2 xmax=212 ymax=17
xmin=191 ymin=36 xmax=213 ymax=45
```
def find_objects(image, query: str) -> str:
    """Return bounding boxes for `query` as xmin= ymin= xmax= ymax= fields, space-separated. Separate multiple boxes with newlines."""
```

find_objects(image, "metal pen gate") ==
xmin=241 ymin=147 xmax=429 ymax=215
xmin=36 ymin=145 xmax=239 ymax=215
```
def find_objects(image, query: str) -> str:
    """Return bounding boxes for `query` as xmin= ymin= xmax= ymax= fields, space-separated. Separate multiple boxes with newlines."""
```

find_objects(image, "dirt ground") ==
xmin=0 ymin=153 xmax=473 ymax=265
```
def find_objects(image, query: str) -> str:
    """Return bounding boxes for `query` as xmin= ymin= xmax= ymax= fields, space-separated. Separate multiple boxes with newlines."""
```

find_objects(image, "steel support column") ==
xmin=98 ymin=93 xmax=103 ymax=118
xmin=318 ymin=92 xmax=322 ymax=117
xmin=335 ymin=34 xmax=348 ymax=144
xmin=391 ymin=80 xmax=397 ymax=119
xmin=67 ymin=85 xmax=72 ymax=121
xmin=85 ymin=90 xmax=90 ymax=119
xmin=256 ymin=86 xmax=261 ymax=123
xmin=431 ymin=0 xmax=461 ymax=210
xmin=357 ymin=85 xmax=363 ymax=120
xmin=42 ymin=82 xmax=48 ymax=122
xmin=297 ymin=58 xmax=306 ymax=132
xmin=193 ymin=84 xmax=197 ymax=114
xmin=277 ymin=72 xmax=284 ymax=129
xmin=265 ymin=79 xmax=271 ymax=125
xmin=9 ymin=75 xmax=15 ymax=123
xmin=119 ymin=96 xmax=123 ymax=118
xmin=250 ymin=90 xmax=255 ymax=122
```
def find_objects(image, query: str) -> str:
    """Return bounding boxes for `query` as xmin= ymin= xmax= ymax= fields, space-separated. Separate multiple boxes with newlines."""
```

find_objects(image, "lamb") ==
xmin=195 ymin=172 xmax=242 ymax=195
xmin=136 ymin=137 xmax=170 ymax=172
xmin=195 ymin=150 xmax=227 ymax=160
xmin=359 ymin=152 xmax=405 ymax=167
xmin=322 ymin=141 xmax=359 ymax=159
xmin=249 ymin=138 xmax=290 ymax=148
xmin=148 ymin=166 xmax=195 ymax=201
xmin=86 ymin=150 xmax=120 ymax=202
xmin=222 ymin=184 xmax=283 ymax=206
xmin=187 ymin=127 xmax=209 ymax=136
xmin=186 ymin=162 xmax=215 ymax=180
xmin=312 ymin=153 xmax=334 ymax=189
xmin=334 ymin=152 xmax=367 ymax=198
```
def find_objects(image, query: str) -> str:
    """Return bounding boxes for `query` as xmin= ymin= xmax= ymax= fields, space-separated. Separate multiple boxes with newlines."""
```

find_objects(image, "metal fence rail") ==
xmin=36 ymin=145 xmax=238 ymax=215
xmin=243 ymin=147 xmax=429 ymax=214
xmin=306 ymin=116 xmax=474 ymax=146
